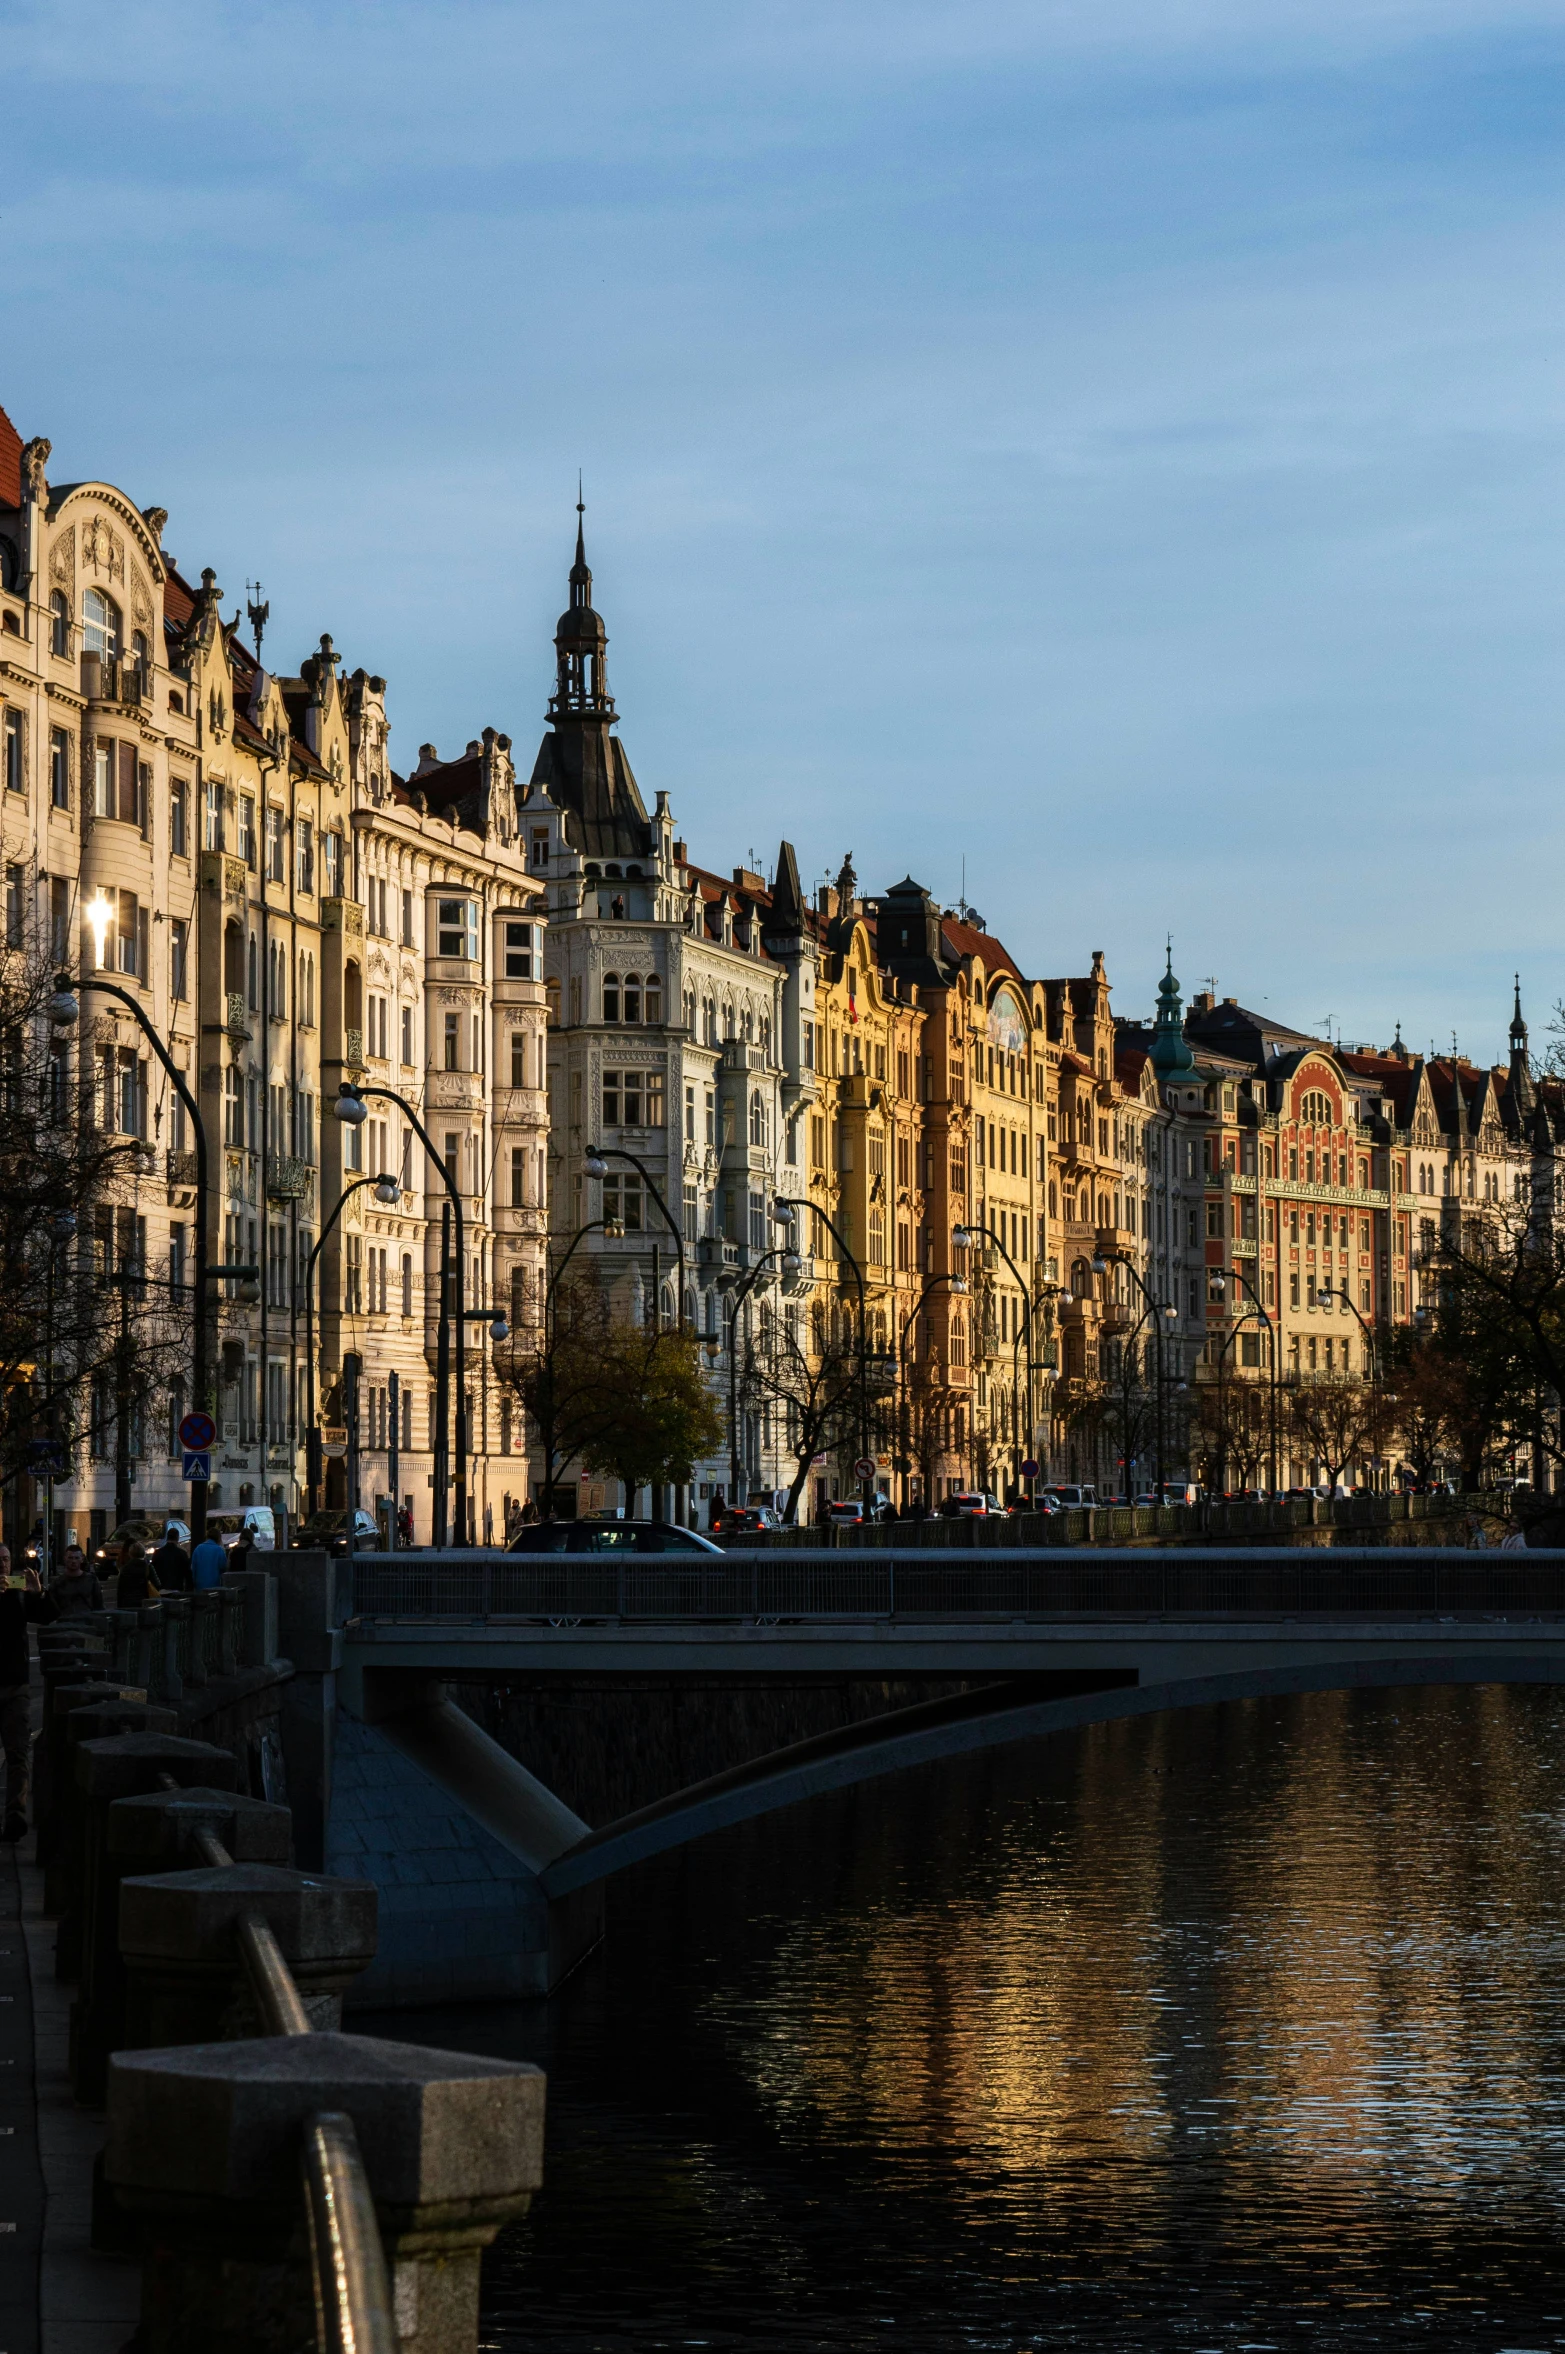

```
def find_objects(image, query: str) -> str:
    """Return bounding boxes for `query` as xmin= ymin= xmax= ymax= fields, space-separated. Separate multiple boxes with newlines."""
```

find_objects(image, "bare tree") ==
xmin=740 ymin=1292 xmax=865 ymax=1522
xmin=1285 ymin=1373 xmax=1391 ymax=1494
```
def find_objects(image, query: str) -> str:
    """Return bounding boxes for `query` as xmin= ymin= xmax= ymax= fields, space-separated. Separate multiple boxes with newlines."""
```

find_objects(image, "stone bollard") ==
xmin=66 ymin=1733 xmax=233 ymax=2095
xmin=106 ymin=2031 xmax=545 ymax=2354
xmin=119 ymin=1862 xmax=376 ymax=2045
xmin=52 ymin=1702 xmax=179 ymax=1971
xmin=36 ymin=1673 xmax=112 ymax=1875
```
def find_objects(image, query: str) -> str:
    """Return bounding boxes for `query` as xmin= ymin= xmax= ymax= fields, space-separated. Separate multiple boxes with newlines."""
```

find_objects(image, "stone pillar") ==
xmin=267 ymin=1550 xmax=342 ymax=1870
xmin=52 ymin=1702 xmax=179 ymax=1975
xmin=119 ymin=1862 xmax=377 ymax=2044
xmin=106 ymin=2031 xmax=545 ymax=2354
xmin=37 ymin=1675 xmax=113 ymax=1882
xmin=68 ymin=1733 xmax=235 ymax=2099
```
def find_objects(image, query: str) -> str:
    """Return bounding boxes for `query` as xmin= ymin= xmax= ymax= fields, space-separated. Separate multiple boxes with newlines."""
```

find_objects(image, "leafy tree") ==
xmin=1422 ymin=1204 xmax=1565 ymax=1490
xmin=580 ymin=1321 xmax=724 ymax=1505
xmin=1381 ymin=1334 xmax=1475 ymax=1489
xmin=497 ymin=1270 xmax=621 ymax=1513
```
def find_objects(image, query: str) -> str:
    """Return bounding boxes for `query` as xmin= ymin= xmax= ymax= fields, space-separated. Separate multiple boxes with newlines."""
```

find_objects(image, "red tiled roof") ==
xmin=161 ymin=566 xmax=197 ymax=626
xmin=0 ymin=406 xmax=23 ymax=512
xmin=940 ymin=918 xmax=1027 ymax=987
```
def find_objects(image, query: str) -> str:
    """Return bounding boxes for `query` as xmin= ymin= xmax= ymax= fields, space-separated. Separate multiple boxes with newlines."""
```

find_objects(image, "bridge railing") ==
xmin=345 ymin=1546 xmax=1565 ymax=1623
xmin=723 ymin=1492 xmax=1497 ymax=1551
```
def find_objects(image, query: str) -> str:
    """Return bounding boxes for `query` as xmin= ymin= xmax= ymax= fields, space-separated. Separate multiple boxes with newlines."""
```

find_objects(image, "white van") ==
xmin=1042 ymin=1484 xmax=1098 ymax=1509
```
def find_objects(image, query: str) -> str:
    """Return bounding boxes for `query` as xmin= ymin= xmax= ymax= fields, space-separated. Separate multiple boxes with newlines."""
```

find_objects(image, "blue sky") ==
xmin=5 ymin=0 xmax=1563 ymax=1060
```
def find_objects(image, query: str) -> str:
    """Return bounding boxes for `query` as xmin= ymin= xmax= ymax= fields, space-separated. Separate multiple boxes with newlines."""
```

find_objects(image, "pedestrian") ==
xmin=229 ymin=1525 xmax=255 ymax=1571
xmin=115 ymin=1544 xmax=157 ymax=1610
xmin=47 ymin=1545 xmax=103 ymax=1619
xmin=0 ymin=1541 xmax=58 ymax=1842
xmin=150 ymin=1525 xmax=191 ymax=1593
xmin=190 ymin=1526 xmax=227 ymax=1590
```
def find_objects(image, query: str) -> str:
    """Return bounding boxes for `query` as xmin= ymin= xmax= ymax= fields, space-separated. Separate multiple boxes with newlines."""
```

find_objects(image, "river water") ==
xmin=432 ymin=1685 xmax=1565 ymax=2351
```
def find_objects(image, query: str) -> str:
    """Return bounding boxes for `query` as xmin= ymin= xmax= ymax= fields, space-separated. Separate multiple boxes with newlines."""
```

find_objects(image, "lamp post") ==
xmin=954 ymin=1221 xmax=1040 ymax=1496
xmin=719 ymin=1241 xmax=800 ymax=1509
xmin=336 ymin=1081 xmax=476 ymax=1547
xmin=1207 ymin=1260 xmax=1282 ymax=1495
xmin=301 ymin=1171 xmax=400 ymax=1523
xmin=582 ymin=1146 xmax=685 ymax=1326
xmin=897 ymin=1272 xmax=968 ymax=1512
xmin=1092 ymin=1250 xmax=1178 ymax=1501
xmin=774 ymin=1196 xmax=873 ymax=1509
xmin=49 ymin=968 xmax=259 ymax=1544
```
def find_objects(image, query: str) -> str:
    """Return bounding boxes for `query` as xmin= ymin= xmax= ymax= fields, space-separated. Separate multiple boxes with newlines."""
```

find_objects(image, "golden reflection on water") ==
xmin=710 ymin=1686 xmax=1565 ymax=2211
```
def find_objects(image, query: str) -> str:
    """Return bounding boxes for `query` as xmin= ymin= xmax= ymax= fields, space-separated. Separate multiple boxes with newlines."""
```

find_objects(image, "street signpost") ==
xmin=182 ymin=1451 xmax=211 ymax=1484
xmin=853 ymin=1456 xmax=875 ymax=1481
xmin=178 ymin=1410 xmax=216 ymax=1453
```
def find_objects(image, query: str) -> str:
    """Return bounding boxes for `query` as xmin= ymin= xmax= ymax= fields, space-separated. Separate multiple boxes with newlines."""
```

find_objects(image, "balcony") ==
xmin=344 ymin=1027 xmax=365 ymax=1071
xmin=165 ymin=1149 xmax=198 ymax=1190
xmin=80 ymin=653 xmax=150 ymax=710
xmin=698 ymin=1237 xmax=740 ymax=1274
xmin=265 ymin=1155 xmax=313 ymax=1204
xmin=225 ymin=993 xmax=251 ymax=1043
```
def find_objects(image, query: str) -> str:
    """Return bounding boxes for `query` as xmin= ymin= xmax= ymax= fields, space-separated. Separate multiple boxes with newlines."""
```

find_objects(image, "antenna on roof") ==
xmin=245 ymin=581 xmax=269 ymax=662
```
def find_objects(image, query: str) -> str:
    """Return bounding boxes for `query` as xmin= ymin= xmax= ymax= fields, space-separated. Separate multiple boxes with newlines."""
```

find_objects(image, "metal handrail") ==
xmin=182 ymin=1812 xmax=396 ymax=2350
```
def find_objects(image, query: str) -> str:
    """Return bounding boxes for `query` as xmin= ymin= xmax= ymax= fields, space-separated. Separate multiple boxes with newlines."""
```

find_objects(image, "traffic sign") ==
xmin=182 ymin=1450 xmax=211 ymax=1483
xmin=179 ymin=1410 xmax=216 ymax=1452
xmin=853 ymin=1457 xmax=876 ymax=1480
xmin=1021 ymin=1458 xmax=1040 ymax=1480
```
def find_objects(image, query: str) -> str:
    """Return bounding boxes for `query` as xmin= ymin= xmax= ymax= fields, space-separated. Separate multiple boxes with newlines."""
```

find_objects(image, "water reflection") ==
xmin=444 ymin=1685 xmax=1565 ymax=2349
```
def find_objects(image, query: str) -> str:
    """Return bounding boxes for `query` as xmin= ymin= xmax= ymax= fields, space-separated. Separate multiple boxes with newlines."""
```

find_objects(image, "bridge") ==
xmin=268 ymin=1547 xmax=1565 ymax=2011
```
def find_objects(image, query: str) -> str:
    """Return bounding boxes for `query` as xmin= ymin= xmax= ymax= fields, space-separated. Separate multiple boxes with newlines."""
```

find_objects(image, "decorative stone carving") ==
xmin=21 ymin=438 xmax=50 ymax=494
xmin=141 ymin=506 xmax=168 ymax=541
xmin=82 ymin=517 xmax=125 ymax=583
xmin=131 ymin=570 xmax=153 ymax=630
xmin=50 ymin=528 xmax=75 ymax=586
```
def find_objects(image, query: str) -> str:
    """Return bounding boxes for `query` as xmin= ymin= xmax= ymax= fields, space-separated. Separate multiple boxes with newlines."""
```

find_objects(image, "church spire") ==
xmin=1507 ymin=973 xmax=1537 ymax=1125
xmin=1150 ymin=941 xmax=1195 ymax=1082
xmin=549 ymin=492 xmax=615 ymax=724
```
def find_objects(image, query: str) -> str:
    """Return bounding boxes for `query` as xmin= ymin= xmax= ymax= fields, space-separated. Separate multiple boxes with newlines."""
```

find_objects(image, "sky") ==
xmin=4 ymin=0 xmax=1563 ymax=1064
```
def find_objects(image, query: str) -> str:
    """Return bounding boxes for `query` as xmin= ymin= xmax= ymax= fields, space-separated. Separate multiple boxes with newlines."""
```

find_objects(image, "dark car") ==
xmin=508 ymin=1519 xmax=724 ymax=1556
xmin=292 ymin=1508 xmax=379 ymax=1556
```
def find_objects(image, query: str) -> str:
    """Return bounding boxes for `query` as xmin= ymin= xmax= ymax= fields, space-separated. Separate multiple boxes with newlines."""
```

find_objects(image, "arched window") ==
xmin=602 ymin=974 xmax=620 ymax=1023
xmin=703 ymin=998 xmax=716 ymax=1044
xmin=247 ymin=932 xmax=259 ymax=1011
xmin=83 ymin=589 xmax=120 ymax=659
xmin=131 ymin=629 xmax=150 ymax=677
xmin=1071 ymin=1257 xmax=1091 ymax=1298
xmin=623 ymin=976 xmax=641 ymax=1024
xmin=645 ymin=976 xmax=662 ymax=1026
xmin=683 ymin=990 xmax=696 ymax=1032
xmin=759 ymin=1014 xmax=770 ymax=1056
xmin=1299 ymin=1088 xmax=1333 ymax=1126
xmin=749 ymin=1090 xmax=767 ymax=1147
xmin=49 ymin=592 xmax=69 ymax=657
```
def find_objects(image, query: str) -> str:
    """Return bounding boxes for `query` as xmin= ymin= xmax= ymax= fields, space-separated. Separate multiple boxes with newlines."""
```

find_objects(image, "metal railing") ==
xmin=101 ymin=1586 xmax=252 ymax=1703
xmin=719 ymin=1491 xmax=1492 ymax=1552
xmin=190 ymin=1805 xmax=396 ymax=2354
xmin=346 ymin=1547 xmax=1565 ymax=1624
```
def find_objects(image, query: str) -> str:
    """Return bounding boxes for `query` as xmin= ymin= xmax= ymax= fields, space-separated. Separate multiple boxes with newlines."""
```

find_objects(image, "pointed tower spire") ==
xmin=1150 ymin=942 xmax=1195 ymax=1082
xmin=1506 ymin=973 xmax=1537 ymax=1127
xmin=530 ymin=497 xmax=650 ymax=859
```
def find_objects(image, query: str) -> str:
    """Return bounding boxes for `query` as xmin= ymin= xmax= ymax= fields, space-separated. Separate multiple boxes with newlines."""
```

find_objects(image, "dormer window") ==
xmin=530 ymin=829 xmax=550 ymax=871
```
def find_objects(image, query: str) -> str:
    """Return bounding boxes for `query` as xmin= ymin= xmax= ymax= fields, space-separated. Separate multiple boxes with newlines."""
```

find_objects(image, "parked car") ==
xmin=941 ymin=1490 xmax=1004 ymax=1518
xmin=824 ymin=1496 xmax=893 ymax=1526
xmin=292 ymin=1508 xmax=378 ymax=1555
xmin=1011 ymin=1493 xmax=1059 ymax=1515
xmin=717 ymin=1506 xmax=782 ymax=1534
xmin=91 ymin=1516 xmax=190 ymax=1568
xmin=1040 ymin=1484 xmax=1098 ymax=1510
xmin=508 ymin=1519 xmax=723 ymax=1555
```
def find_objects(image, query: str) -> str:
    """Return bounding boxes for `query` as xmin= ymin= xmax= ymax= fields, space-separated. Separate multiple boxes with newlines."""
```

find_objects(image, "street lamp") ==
xmin=301 ymin=1171 xmax=401 ymax=1523
xmin=584 ymin=1145 xmax=685 ymax=1327
xmin=337 ymin=1081 xmax=476 ymax=1547
xmin=1094 ymin=1250 xmax=1179 ymax=1501
xmin=1206 ymin=1263 xmax=1283 ymax=1494
xmin=897 ymin=1271 xmax=968 ymax=1512
xmin=776 ymin=1194 xmax=873 ymax=1508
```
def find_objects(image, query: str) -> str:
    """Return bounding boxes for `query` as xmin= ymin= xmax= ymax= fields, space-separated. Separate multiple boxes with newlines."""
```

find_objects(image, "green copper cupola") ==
xmin=1151 ymin=945 xmax=1195 ymax=1080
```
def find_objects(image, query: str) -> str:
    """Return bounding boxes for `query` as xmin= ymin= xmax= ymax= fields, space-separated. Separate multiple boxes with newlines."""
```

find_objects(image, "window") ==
xmin=603 ymin=973 xmax=620 ymax=1023
xmin=47 ymin=727 xmax=70 ymax=813
xmin=4 ymin=710 xmax=23 ymax=794
xmin=530 ymin=827 xmax=550 ymax=872
xmin=323 ymin=831 xmax=343 ymax=898
xmin=264 ymin=806 xmax=284 ymax=883
xmin=602 ymin=1172 xmax=643 ymax=1231
xmin=437 ymin=899 xmax=478 ymax=959
xmin=50 ymin=591 xmax=69 ymax=658
xmin=296 ymin=818 xmax=315 ymax=894
xmin=603 ymin=1069 xmax=645 ymax=1127
xmin=4 ymin=865 xmax=22 ymax=948
xmin=511 ymin=1032 xmax=527 ymax=1088
xmin=511 ymin=1146 xmax=528 ymax=1207
xmin=402 ymin=1254 xmax=414 ymax=1319
xmin=443 ymin=1013 xmax=459 ymax=1071
xmin=401 ymin=888 xmax=413 ymax=945
xmin=238 ymin=795 xmax=256 ymax=868
xmin=503 ymin=921 xmax=537 ymax=979
xmin=204 ymin=780 xmax=224 ymax=852
xmin=168 ymin=776 xmax=187 ymax=853
xmin=83 ymin=589 xmax=119 ymax=659
xmin=624 ymin=977 xmax=641 ymax=1024
xmin=401 ymin=1006 xmax=413 ymax=1065
xmin=646 ymin=977 xmax=663 ymax=1025
xmin=171 ymin=918 xmax=188 ymax=1001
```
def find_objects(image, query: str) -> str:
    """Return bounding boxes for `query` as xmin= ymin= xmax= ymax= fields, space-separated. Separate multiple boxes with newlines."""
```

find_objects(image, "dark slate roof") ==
xmin=529 ymin=724 xmax=650 ymax=860
xmin=1184 ymin=997 xmax=1326 ymax=1072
